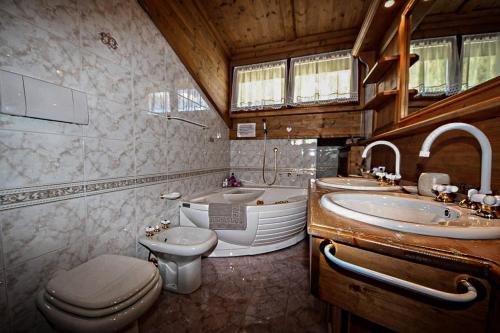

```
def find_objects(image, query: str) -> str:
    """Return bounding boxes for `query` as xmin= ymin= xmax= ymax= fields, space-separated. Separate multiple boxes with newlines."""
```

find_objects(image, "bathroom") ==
xmin=0 ymin=0 xmax=499 ymax=332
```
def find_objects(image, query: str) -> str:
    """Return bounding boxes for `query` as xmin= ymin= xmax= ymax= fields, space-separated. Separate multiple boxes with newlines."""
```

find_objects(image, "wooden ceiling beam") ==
xmin=352 ymin=0 xmax=382 ymax=57
xmin=279 ymin=0 xmax=296 ymax=41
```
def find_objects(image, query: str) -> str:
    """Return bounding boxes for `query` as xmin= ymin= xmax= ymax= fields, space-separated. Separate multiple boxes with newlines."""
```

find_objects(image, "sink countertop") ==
xmin=307 ymin=180 xmax=500 ymax=286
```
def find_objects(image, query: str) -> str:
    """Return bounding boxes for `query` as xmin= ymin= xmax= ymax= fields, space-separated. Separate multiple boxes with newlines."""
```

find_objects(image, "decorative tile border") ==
xmin=0 ymin=168 xmax=230 ymax=210
xmin=231 ymin=167 xmax=316 ymax=173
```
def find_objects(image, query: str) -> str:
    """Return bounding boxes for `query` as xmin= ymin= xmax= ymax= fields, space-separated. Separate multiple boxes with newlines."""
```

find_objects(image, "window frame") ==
xmin=230 ymin=59 xmax=288 ymax=112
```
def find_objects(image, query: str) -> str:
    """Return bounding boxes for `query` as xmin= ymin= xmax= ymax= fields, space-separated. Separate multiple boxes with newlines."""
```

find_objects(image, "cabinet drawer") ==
xmin=317 ymin=240 xmax=491 ymax=332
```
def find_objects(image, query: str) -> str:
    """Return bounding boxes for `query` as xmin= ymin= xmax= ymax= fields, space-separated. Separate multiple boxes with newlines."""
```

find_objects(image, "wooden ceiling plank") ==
xmin=279 ymin=0 xmax=297 ymax=41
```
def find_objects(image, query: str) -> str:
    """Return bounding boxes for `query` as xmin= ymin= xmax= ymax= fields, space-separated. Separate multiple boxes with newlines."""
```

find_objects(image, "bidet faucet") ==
xmin=419 ymin=123 xmax=492 ymax=194
xmin=361 ymin=140 xmax=401 ymax=179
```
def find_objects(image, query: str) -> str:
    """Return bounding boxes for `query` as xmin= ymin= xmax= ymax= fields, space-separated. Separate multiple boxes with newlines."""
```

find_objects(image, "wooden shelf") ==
xmin=363 ymin=54 xmax=419 ymax=86
xmin=410 ymin=93 xmax=445 ymax=101
xmin=365 ymin=89 xmax=418 ymax=110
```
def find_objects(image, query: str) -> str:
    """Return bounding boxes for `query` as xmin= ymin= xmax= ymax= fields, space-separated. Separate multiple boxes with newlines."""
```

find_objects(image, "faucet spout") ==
xmin=419 ymin=122 xmax=492 ymax=194
xmin=361 ymin=140 xmax=401 ymax=177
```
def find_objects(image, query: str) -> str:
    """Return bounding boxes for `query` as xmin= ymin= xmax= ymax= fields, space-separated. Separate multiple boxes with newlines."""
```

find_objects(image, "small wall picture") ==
xmin=237 ymin=123 xmax=256 ymax=138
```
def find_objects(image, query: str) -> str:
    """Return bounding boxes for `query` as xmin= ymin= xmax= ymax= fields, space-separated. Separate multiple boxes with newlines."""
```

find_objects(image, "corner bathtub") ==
xmin=179 ymin=187 xmax=308 ymax=257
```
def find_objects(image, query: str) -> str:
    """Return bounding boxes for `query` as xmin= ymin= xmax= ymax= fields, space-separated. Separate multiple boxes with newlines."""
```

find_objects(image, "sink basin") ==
xmin=321 ymin=192 xmax=500 ymax=239
xmin=316 ymin=177 xmax=400 ymax=191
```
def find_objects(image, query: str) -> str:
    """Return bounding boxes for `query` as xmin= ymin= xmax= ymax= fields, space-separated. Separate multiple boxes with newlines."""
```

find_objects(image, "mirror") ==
xmin=405 ymin=0 xmax=500 ymax=116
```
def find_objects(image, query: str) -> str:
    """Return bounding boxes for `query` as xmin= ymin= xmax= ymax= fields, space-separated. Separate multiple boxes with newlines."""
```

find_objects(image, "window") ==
xmin=409 ymin=37 xmax=460 ymax=96
xmin=231 ymin=60 xmax=287 ymax=111
xmin=148 ymin=91 xmax=170 ymax=114
xmin=288 ymin=51 xmax=358 ymax=105
xmin=461 ymin=33 xmax=500 ymax=90
xmin=177 ymin=88 xmax=208 ymax=112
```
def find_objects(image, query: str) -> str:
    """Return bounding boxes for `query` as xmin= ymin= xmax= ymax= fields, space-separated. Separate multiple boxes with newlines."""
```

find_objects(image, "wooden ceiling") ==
xmin=198 ymin=0 xmax=371 ymax=65
xmin=413 ymin=0 xmax=500 ymax=39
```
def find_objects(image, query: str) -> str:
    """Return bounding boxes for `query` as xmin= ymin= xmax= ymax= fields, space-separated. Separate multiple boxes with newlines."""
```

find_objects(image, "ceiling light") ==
xmin=384 ymin=0 xmax=395 ymax=8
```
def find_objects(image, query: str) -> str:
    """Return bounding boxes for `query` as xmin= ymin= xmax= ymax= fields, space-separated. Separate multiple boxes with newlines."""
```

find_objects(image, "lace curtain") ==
xmin=231 ymin=60 xmax=287 ymax=111
xmin=409 ymin=37 xmax=460 ymax=96
xmin=462 ymin=33 xmax=500 ymax=90
xmin=288 ymin=51 xmax=358 ymax=105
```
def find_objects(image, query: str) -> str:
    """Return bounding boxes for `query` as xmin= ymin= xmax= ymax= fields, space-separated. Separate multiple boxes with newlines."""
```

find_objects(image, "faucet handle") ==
xmin=433 ymin=184 xmax=458 ymax=203
xmin=432 ymin=184 xmax=458 ymax=194
xmin=471 ymin=193 xmax=500 ymax=206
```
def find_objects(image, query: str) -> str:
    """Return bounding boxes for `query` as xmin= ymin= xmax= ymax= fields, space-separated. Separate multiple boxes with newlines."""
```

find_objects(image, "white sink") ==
xmin=316 ymin=177 xmax=400 ymax=192
xmin=321 ymin=192 xmax=500 ymax=239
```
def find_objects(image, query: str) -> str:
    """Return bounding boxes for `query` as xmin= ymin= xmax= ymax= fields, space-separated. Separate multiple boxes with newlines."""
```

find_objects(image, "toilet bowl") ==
xmin=139 ymin=226 xmax=218 ymax=294
xmin=36 ymin=255 xmax=161 ymax=333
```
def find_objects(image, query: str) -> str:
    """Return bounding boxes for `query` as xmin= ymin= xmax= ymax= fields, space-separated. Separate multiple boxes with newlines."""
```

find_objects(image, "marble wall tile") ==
xmin=79 ymin=0 xmax=132 ymax=67
xmin=0 ymin=9 xmax=81 ymax=90
xmin=5 ymin=242 xmax=87 ymax=332
xmin=135 ymin=112 xmax=167 ymax=142
xmin=80 ymin=51 xmax=132 ymax=105
xmin=83 ymin=96 xmax=134 ymax=140
xmin=0 ymin=130 xmax=84 ymax=190
xmin=133 ymin=77 xmax=173 ymax=114
xmin=84 ymin=137 xmax=135 ymax=181
xmin=86 ymin=189 xmax=136 ymax=259
xmin=136 ymin=138 xmax=167 ymax=176
xmin=1 ymin=0 xmax=79 ymax=44
xmin=135 ymin=183 xmax=168 ymax=230
xmin=0 ymin=198 xmax=85 ymax=267
xmin=130 ymin=3 xmax=166 ymax=83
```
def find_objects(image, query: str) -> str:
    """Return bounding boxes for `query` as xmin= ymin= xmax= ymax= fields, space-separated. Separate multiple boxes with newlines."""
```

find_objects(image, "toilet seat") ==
xmin=37 ymin=278 xmax=161 ymax=333
xmin=36 ymin=255 xmax=162 ymax=333
xmin=43 ymin=270 xmax=160 ymax=318
xmin=45 ymin=254 xmax=157 ymax=309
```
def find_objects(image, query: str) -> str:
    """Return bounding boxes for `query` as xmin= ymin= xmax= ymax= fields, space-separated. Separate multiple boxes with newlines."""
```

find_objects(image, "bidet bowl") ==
xmin=139 ymin=226 xmax=217 ymax=256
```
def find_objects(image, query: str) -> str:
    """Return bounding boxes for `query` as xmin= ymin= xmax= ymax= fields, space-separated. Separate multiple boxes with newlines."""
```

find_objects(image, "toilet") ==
xmin=139 ymin=226 xmax=218 ymax=294
xmin=36 ymin=255 xmax=161 ymax=333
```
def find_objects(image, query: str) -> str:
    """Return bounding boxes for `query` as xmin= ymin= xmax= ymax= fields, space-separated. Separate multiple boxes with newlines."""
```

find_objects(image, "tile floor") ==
xmin=139 ymin=238 xmax=329 ymax=332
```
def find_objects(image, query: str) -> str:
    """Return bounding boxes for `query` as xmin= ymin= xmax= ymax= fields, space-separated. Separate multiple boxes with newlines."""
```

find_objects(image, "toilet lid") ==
xmin=44 ymin=271 xmax=160 ymax=318
xmin=46 ymin=255 xmax=158 ymax=309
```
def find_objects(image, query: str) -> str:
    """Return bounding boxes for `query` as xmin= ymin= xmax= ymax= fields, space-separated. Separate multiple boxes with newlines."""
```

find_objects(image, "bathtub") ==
xmin=179 ymin=187 xmax=308 ymax=257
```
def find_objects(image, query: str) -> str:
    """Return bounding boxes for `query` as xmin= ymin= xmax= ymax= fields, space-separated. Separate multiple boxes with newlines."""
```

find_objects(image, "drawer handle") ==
xmin=323 ymin=242 xmax=477 ymax=303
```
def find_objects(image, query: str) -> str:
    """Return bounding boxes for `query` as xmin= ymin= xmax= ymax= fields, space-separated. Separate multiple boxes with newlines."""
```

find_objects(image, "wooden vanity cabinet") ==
xmin=310 ymin=237 xmax=497 ymax=333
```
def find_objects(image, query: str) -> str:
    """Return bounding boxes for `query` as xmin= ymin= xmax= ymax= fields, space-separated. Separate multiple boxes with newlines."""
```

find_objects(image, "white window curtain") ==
xmin=409 ymin=37 xmax=460 ymax=96
xmin=231 ymin=60 xmax=287 ymax=111
xmin=461 ymin=33 xmax=500 ymax=90
xmin=288 ymin=50 xmax=358 ymax=105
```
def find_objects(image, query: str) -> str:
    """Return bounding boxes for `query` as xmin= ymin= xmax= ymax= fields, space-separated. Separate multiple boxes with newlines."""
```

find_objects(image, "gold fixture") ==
xmin=435 ymin=192 xmax=455 ymax=203
xmin=145 ymin=226 xmax=155 ymax=237
xmin=256 ymin=200 xmax=264 ymax=205
xmin=458 ymin=198 xmax=480 ymax=210
xmin=476 ymin=204 xmax=500 ymax=219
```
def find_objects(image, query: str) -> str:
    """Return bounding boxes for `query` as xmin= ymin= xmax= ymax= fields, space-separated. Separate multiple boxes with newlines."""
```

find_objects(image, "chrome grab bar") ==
xmin=322 ymin=242 xmax=477 ymax=303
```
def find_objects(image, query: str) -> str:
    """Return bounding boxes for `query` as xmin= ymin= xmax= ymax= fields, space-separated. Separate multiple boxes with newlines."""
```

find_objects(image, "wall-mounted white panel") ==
xmin=0 ymin=70 xmax=26 ymax=116
xmin=24 ymin=77 xmax=74 ymax=123
xmin=72 ymin=91 xmax=88 ymax=125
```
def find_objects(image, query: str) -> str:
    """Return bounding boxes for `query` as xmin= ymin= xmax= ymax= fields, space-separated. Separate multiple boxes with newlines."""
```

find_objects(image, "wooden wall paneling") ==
xmin=370 ymin=116 xmax=500 ymax=192
xmin=230 ymin=112 xmax=363 ymax=140
xmin=138 ymin=0 xmax=231 ymax=125
xmin=396 ymin=1 xmax=414 ymax=124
